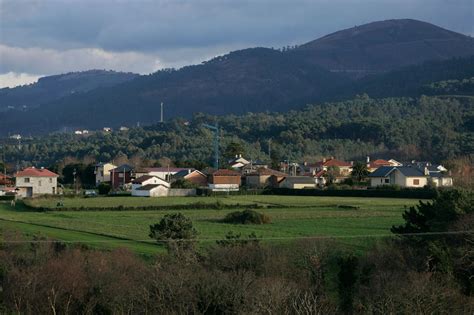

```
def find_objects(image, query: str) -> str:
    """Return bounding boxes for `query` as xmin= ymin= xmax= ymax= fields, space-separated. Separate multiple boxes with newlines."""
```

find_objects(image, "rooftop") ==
xmin=16 ymin=167 xmax=59 ymax=178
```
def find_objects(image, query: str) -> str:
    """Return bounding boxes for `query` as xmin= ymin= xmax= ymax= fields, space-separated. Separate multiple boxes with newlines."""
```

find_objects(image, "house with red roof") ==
xmin=0 ymin=174 xmax=13 ymax=187
xmin=208 ymin=169 xmax=241 ymax=191
xmin=366 ymin=157 xmax=402 ymax=172
xmin=306 ymin=158 xmax=353 ymax=176
xmin=15 ymin=167 xmax=59 ymax=197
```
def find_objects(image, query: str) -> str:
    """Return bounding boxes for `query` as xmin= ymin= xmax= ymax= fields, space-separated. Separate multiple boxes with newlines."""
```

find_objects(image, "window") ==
xmin=118 ymin=173 xmax=124 ymax=178
xmin=49 ymin=178 xmax=53 ymax=183
xmin=384 ymin=178 xmax=390 ymax=184
xmin=413 ymin=179 xmax=420 ymax=185
xmin=38 ymin=180 xmax=42 ymax=186
xmin=24 ymin=178 xmax=30 ymax=183
xmin=100 ymin=171 xmax=104 ymax=176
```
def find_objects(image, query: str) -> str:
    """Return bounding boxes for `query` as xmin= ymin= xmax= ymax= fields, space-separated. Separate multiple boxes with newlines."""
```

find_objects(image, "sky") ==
xmin=0 ymin=0 xmax=472 ymax=88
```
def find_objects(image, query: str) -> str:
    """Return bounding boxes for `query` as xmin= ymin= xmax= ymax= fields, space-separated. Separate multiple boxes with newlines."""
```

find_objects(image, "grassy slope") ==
xmin=0 ymin=196 xmax=420 ymax=255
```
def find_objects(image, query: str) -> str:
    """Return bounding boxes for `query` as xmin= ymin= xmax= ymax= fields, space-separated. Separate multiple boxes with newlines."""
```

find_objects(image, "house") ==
xmin=172 ymin=169 xmax=208 ymax=187
xmin=131 ymin=175 xmax=170 ymax=197
xmin=240 ymin=159 xmax=269 ymax=174
xmin=209 ymin=169 xmax=241 ymax=191
xmin=143 ymin=167 xmax=194 ymax=182
xmin=369 ymin=164 xmax=454 ymax=188
xmin=15 ymin=167 xmax=59 ymax=197
xmin=94 ymin=162 xmax=116 ymax=186
xmin=0 ymin=174 xmax=13 ymax=187
xmin=429 ymin=172 xmax=454 ymax=187
xmin=279 ymin=176 xmax=316 ymax=189
xmin=132 ymin=184 xmax=169 ymax=197
xmin=367 ymin=157 xmax=402 ymax=172
xmin=369 ymin=166 xmax=425 ymax=188
xmin=228 ymin=155 xmax=250 ymax=169
xmin=246 ymin=168 xmax=287 ymax=188
xmin=109 ymin=164 xmax=136 ymax=189
xmin=306 ymin=158 xmax=353 ymax=176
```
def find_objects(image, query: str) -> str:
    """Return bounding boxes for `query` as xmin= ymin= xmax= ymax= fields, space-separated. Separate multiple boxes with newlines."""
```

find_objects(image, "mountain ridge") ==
xmin=1 ymin=19 xmax=473 ymax=135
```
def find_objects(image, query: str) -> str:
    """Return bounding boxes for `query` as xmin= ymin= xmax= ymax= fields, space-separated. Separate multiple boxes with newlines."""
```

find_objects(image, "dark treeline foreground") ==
xmin=1 ymin=190 xmax=473 ymax=314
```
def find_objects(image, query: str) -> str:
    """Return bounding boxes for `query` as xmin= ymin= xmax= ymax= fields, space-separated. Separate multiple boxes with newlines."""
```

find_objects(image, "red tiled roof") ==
xmin=322 ymin=159 xmax=352 ymax=167
xmin=247 ymin=168 xmax=287 ymax=177
xmin=369 ymin=159 xmax=391 ymax=168
xmin=314 ymin=170 xmax=326 ymax=178
xmin=213 ymin=169 xmax=241 ymax=176
xmin=16 ymin=167 xmax=58 ymax=178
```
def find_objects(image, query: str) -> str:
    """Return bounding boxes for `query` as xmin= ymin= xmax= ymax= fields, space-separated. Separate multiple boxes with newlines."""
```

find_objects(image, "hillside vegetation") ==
xmin=2 ymin=95 xmax=472 ymax=168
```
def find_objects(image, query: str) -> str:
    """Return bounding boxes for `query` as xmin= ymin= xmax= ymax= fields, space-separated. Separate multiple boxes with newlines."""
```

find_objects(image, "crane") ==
xmin=202 ymin=123 xmax=219 ymax=169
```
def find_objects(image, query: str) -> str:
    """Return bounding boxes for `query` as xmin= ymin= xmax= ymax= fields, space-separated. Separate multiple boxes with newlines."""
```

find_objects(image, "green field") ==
xmin=0 ymin=195 xmax=422 ymax=256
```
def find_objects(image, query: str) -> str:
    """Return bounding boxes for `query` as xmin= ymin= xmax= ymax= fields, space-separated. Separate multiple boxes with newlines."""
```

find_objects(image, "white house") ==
xmin=94 ymin=162 xmax=116 ymax=186
xmin=228 ymin=155 xmax=250 ymax=169
xmin=142 ymin=167 xmax=193 ymax=182
xmin=131 ymin=175 xmax=170 ymax=197
xmin=132 ymin=184 xmax=169 ymax=197
xmin=368 ymin=166 xmax=453 ymax=188
xmin=15 ymin=167 xmax=59 ymax=197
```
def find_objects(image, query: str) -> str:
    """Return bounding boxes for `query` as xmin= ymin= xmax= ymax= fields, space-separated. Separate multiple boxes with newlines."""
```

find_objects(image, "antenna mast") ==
xmin=202 ymin=123 xmax=219 ymax=169
xmin=160 ymin=102 xmax=164 ymax=123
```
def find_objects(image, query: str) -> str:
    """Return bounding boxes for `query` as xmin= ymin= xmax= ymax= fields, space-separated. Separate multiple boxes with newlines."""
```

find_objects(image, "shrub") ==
xmin=97 ymin=182 xmax=111 ymax=195
xmin=222 ymin=209 xmax=271 ymax=225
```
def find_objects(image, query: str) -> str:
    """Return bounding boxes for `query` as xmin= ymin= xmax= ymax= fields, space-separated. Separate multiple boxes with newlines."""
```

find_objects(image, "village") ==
xmin=0 ymin=155 xmax=453 ymax=198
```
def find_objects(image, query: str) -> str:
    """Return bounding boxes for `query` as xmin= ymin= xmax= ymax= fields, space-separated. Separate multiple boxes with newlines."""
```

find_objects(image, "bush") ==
xmin=97 ymin=182 xmax=111 ymax=195
xmin=222 ymin=209 xmax=271 ymax=225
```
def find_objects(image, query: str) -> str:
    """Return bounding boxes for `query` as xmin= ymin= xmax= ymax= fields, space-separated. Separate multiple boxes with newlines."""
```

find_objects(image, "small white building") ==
xmin=15 ymin=167 xmax=59 ymax=197
xmin=132 ymin=184 xmax=169 ymax=197
xmin=131 ymin=175 xmax=170 ymax=197
xmin=279 ymin=176 xmax=316 ymax=189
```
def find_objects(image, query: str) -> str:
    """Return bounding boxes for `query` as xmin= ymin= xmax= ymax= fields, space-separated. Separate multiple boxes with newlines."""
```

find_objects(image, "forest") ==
xmin=1 ymin=94 xmax=473 ymax=172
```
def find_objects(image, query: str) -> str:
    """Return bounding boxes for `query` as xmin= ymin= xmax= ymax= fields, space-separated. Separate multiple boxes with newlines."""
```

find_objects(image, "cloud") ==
xmin=0 ymin=44 xmax=163 ymax=75
xmin=1 ymin=0 xmax=472 ymax=87
xmin=0 ymin=72 xmax=41 ymax=88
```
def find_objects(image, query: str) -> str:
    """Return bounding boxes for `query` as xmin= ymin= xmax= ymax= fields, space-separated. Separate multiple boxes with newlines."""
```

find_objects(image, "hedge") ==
xmin=263 ymin=188 xmax=438 ymax=199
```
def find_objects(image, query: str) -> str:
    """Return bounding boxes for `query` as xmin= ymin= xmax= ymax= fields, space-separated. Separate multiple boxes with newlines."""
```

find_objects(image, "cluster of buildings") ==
xmin=0 ymin=155 xmax=453 ymax=198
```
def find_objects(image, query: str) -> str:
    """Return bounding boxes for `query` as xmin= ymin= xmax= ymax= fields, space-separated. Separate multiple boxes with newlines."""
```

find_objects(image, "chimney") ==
xmin=424 ymin=167 xmax=429 ymax=176
xmin=322 ymin=158 xmax=326 ymax=163
xmin=366 ymin=156 xmax=370 ymax=163
xmin=350 ymin=161 xmax=354 ymax=166
xmin=304 ymin=161 xmax=307 ymax=166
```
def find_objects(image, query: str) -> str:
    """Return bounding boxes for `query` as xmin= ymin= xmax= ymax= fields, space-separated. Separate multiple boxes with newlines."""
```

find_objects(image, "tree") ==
xmin=391 ymin=189 xmax=473 ymax=234
xmin=324 ymin=166 xmax=341 ymax=185
xmin=223 ymin=142 xmax=246 ymax=160
xmin=149 ymin=213 xmax=198 ymax=253
xmin=351 ymin=162 xmax=369 ymax=182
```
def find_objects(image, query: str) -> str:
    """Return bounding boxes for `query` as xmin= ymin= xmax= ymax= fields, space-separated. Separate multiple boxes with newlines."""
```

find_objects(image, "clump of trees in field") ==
xmin=223 ymin=209 xmax=271 ymax=224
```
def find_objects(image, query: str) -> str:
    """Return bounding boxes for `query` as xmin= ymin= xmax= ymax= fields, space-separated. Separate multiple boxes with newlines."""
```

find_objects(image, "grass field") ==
xmin=0 ymin=195 xmax=422 ymax=256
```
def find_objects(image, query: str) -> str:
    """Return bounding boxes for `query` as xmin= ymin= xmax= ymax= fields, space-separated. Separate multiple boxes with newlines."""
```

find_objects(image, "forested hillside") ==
xmin=0 ymin=70 xmax=138 ymax=112
xmin=2 ymin=95 xmax=472 ymax=169
xmin=1 ymin=19 xmax=473 ymax=135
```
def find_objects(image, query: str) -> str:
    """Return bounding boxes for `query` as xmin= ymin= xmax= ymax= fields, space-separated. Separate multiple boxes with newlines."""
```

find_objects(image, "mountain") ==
xmin=1 ymin=19 xmax=473 ymax=135
xmin=0 ymin=70 xmax=139 ymax=111
xmin=294 ymin=19 xmax=474 ymax=76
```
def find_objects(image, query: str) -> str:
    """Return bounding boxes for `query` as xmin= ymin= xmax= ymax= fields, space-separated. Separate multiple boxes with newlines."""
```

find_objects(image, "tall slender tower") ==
xmin=160 ymin=102 xmax=164 ymax=123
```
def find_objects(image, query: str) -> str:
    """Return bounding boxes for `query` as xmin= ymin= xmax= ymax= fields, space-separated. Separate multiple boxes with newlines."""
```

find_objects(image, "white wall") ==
xmin=16 ymin=176 xmax=57 ymax=195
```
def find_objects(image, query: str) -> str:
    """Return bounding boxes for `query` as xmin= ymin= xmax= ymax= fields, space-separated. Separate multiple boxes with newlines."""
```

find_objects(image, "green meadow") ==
xmin=0 ymin=195 xmax=422 ymax=256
